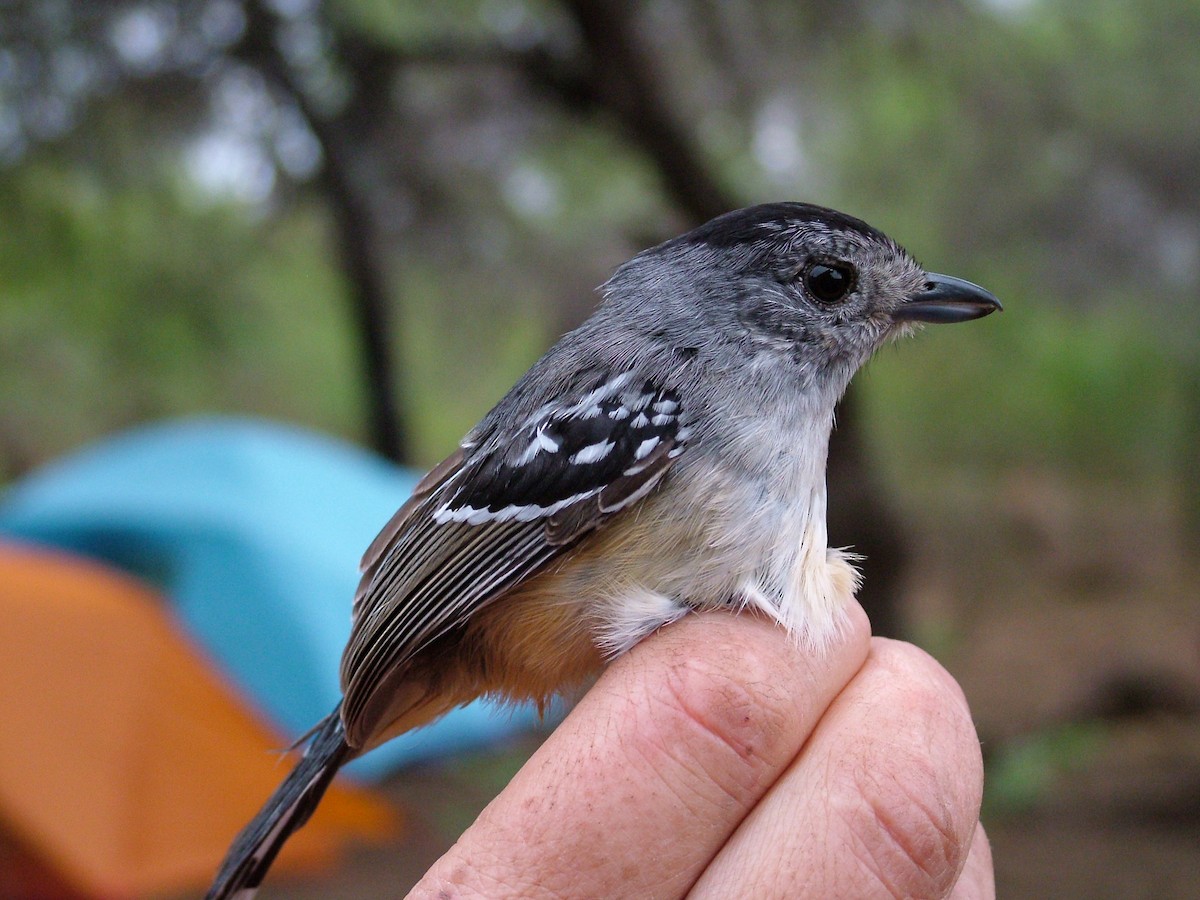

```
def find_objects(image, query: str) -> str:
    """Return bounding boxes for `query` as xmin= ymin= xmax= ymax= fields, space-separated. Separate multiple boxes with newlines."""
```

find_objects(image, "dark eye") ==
xmin=803 ymin=261 xmax=856 ymax=303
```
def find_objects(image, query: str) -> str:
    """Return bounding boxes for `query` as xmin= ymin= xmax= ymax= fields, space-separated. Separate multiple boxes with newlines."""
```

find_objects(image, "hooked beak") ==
xmin=893 ymin=273 xmax=1002 ymax=324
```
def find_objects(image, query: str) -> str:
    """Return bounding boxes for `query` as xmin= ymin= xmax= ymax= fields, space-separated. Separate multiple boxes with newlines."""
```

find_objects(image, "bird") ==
xmin=206 ymin=201 xmax=1000 ymax=898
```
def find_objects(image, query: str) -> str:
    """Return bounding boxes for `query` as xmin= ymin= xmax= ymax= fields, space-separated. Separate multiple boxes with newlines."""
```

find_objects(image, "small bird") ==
xmin=207 ymin=202 xmax=1000 ymax=898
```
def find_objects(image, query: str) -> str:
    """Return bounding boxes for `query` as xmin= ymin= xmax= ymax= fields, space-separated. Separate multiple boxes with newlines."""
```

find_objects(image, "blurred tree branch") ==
xmin=232 ymin=0 xmax=409 ymax=462
xmin=560 ymin=0 xmax=735 ymax=222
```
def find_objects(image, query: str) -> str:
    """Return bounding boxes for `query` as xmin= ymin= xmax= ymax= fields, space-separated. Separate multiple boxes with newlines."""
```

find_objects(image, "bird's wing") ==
xmin=340 ymin=371 xmax=689 ymax=741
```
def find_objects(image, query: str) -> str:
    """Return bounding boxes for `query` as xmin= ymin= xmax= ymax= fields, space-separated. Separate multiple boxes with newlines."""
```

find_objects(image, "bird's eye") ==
xmin=803 ymin=261 xmax=856 ymax=303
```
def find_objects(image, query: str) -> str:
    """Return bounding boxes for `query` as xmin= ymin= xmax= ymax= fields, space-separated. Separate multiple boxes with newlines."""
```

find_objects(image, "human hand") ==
xmin=409 ymin=604 xmax=992 ymax=898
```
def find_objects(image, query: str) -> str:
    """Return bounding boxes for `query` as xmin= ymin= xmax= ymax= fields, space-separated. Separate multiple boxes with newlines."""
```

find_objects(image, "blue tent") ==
xmin=0 ymin=417 xmax=543 ymax=779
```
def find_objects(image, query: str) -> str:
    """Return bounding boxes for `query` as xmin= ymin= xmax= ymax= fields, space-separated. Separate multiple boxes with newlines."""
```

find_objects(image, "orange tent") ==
xmin=0 ymin=543 xmax=394 ymax=898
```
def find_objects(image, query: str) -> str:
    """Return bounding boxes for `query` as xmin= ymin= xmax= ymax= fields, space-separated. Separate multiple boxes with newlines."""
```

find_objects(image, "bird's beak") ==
xmin=893 ymin=273 xmax=1002 ymax=324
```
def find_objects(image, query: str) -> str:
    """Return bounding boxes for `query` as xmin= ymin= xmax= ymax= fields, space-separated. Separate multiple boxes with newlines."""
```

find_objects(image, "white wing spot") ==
xmin=435 ymin=488 xmax=607 ymax=525
xmin=628 ymin=392 xmax=654 ymax=411
xmin=570 ymin=372 xmax=634 ymax=415
xmin=515 ymin=425 xmax=563 ymax=466
xmin=432 ymin=504 xmax=465 ymax=524
xmin=634 ymin=437 xmax=660 ymax=460
xmin=570 ymin=439 xmax=615 ymax=465
xmin=514 ymin=503 xmax=550 ymax=522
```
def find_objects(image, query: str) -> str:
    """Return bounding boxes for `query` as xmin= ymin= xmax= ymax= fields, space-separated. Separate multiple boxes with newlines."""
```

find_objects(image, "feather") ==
xmin=206 ymin=710 xmax=349 ymax=900
xmin=339 ymin=372 xmax=688 ymax=746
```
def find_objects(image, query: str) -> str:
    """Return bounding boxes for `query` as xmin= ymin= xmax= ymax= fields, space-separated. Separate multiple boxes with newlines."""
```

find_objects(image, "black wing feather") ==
xmin=446 ymin=380 xmax=681 ymax=517
xmin=340 ymin=374 xmax=687 ymax=745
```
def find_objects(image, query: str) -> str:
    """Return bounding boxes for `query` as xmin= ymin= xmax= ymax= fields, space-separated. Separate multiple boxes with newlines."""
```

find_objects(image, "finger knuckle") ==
xmin=835 ymin=642 xmax=983 ymax=898
xmin=629 ymin=630 xmax=801 ymax=803
xmin=845 ymin=761 xmax=966 ymax=898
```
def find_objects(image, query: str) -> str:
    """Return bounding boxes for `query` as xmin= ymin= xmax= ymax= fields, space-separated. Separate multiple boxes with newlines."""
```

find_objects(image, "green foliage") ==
xmin=334 ymin=0 xmax=525 ymax=43
xmin=510 ymin=125 xmax=666 ymax=235
xmin=860 ymin=299 xmax=1187 ymax=498
xmin=396 ymin=263 xmax=550 ymax=464
xmin=0 ymin=158 xmax=363 ymax=477
xmin=984 ymin=722 xmax=1106 ymax=817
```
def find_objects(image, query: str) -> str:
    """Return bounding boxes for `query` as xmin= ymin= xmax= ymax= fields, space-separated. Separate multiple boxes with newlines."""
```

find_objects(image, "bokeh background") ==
xmin=2 ymin=0 xmax=1198 ymax=897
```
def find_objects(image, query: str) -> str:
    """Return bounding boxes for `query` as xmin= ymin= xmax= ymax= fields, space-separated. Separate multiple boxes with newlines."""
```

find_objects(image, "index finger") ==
xmin=409 ymin=605 xmax=871 ymax=899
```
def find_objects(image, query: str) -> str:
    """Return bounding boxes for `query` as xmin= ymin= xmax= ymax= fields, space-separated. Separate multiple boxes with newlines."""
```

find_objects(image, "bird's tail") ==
xmin=206 ymin=706 xmax=351 ymax=900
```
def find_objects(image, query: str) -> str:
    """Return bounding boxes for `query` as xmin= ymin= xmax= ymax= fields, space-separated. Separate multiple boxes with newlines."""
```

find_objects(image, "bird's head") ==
xmin=609 ymin=202 xmax=1000 ymax=383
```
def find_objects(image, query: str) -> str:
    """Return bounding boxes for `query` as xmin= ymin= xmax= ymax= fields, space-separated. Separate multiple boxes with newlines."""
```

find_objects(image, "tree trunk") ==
xmin=238 ymin=0 xmax=408 ymax=462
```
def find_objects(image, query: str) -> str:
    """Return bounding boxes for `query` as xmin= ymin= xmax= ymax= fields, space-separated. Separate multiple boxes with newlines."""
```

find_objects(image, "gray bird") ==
xmin=207 ymin=201 xmax=1000 ymax=898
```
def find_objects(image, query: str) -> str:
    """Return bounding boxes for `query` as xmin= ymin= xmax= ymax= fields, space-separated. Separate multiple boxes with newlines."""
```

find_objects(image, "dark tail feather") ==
xmin=207 ymin=707 xmax=351 ymax=900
